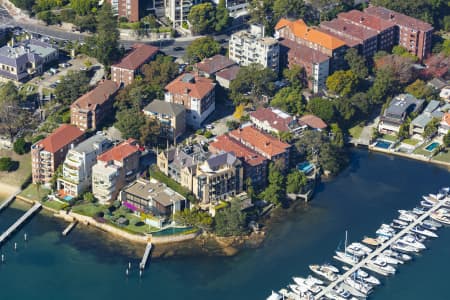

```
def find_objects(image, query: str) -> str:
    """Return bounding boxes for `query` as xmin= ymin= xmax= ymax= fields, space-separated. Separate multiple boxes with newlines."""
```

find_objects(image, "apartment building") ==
xmin=143 ymin=99 xmax=186 ymax=142
xmin=111 ymin=44 xmax=159 ymax=86
xmin=164 ymin=73 xmax=215 ymax=128
xmin=279 ymin=39 xmax=330 ymax=93
xmin=194 ymin=54 xmax=237 ymax=78
xmin=70 ymin=80 xmax=120 ymax=131
xmin=228 ymin=125 xmax=291 ymax=169
xmin=209 ymin=134 xmax=268 ymax=190
xmin=211 ymin=0 xmax=248 ymax=18
xmin=364 ymin=6 xmax=433 ymax=60
xmin=275 ymin=19 xmax=347 ymax=72
xmin=57 ymin=134 xmax=112 ymax=198
xmin=338 ymin=10 xmax=396 ymax=52
xmin=0 ymin=38 xmax=58 ymax=82
xmin=92 ymin=139 xmax=141 ymax=203
xmin=108 ymin=0 xmax=140 ymax=22
xmin=164 ymin=0 xmax=202 ymax=27
xmin=31 ymin=124 xmax=84 ymax=186
xmin=229 ymin=24 xmax=280 ymax=73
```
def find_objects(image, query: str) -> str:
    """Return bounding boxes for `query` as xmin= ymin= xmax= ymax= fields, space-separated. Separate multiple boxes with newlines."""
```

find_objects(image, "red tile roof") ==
xmin=195 ymin=55 xmax=236 ymax=75
xmin=298 ymin=114 xmax=328 ymax=129
xmin=442 ymin=113 xmax=450 ymax=127
xmin=250 ymin=107 xmax=295 ymax=132
xmin=165 ymin=73 xmax=215 ymax=99
xmin=215 ymin=65 xmax=240 ymax=81
xmin=364 ymin=6 xmax=433 ymax=32
xmin=319 ymin=18 xmax=378 ymax=46
xmin=71 ymin=80 xmax=119 ymax=111
xmin=280 ymin=39 xmax=330 ymax=64
xmin=229 ymin=126 xmax=290 ymax=158
xmin=36 ymin=124 xmax=84 ymax=153
xmin=97 ymin=138 xmax=140 ymax=162
xmin=112 ymin=44 xmax=159 ymax=71
xmin=338 ymin=10 xmax=395 ymax=32
xmin=209 ymin=135 xmax=267 ymax=167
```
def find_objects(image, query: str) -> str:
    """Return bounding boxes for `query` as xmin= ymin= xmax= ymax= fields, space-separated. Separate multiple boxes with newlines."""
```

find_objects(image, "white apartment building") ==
xmin=229 ymin=24 xmax=280 ymax=73
xmin=57 ymin=134 xmax=112 ymax=198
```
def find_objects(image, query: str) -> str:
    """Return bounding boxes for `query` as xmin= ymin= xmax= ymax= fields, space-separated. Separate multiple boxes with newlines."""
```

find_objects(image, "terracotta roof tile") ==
xmin=229 ymin=126 xmax=290 ymax=158
xmin=319 ymin=18 xmax=378 ymax=46
xmin=209 ymin=134 xmax=267 ymax=167
xmin=165 ymin=73 xmax=215 ymax=99
xmin=442 ymin=113 xmax=450 ymax=127
xmin=195 ymin=55 xmax=236 ymax=75
xmin=338 ymin=10 xmax=395 ymax=32
xmin=215 ymin=65 xmax=240 ymax=81
xmin=36 ymin=124 xmax=84 ymax=153
xmin=112 ymin=44 xmax=159 ymax=71
xmin=97 ymin=138 xmax=140 ymax=162
xmin=364 ymin=6 xmax=433 ymax=32
xmin=275 ymin=18 xmax=346 ymax=50
xmin=250 ymin=107 xmax=295 ymax=132
xmin=298 ymin=114 xmax=327 ymax=129
xmin=71 ymin=80 xmax=119 ymax=112
xmin=280 ymin=39 xmax=330 ymax=64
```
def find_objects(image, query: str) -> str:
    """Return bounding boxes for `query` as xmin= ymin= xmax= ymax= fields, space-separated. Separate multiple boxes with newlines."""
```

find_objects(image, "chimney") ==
xmin=359 ymin=17 xmax=364 ymax=23
xmin=390 ymin=13 xmax=395 ymax=20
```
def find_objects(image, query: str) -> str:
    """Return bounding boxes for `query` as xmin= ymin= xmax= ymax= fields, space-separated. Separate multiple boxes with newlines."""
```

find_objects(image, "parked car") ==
xmin=173 ymin=46 xmax=184 ymax=51
xmin=206 ymin=124 xmax=214 ymax=130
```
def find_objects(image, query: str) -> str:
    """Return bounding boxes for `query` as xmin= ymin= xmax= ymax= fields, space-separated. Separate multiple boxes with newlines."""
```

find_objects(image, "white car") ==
xmin=205 ymin=124 xmax=214 ymax=130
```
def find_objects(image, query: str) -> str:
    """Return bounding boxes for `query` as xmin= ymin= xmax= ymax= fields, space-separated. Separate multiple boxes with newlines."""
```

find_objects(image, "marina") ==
xmin=0 ymin=203 xmax=41 ymax=245
xmin=268 ymin=188 xmax=450 ymax=300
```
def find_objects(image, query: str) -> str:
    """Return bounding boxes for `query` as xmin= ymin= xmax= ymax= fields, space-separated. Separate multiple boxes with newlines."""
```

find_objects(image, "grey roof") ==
xmin=204 ymin=152 xmax=238 ymax=171
xmin=72 ymin=134 xmax=111 ymax=154
xmin=0 ymin=38 xmax=56 ymax=68
xmin=181 ymin=73 xmax=195 ymax=83
xmin=385 ymin=94 xmax=424 ymax=118
xmin=428 ymin=78 xmax=447 ymax=90
xmin=123 ymin=178 xmax=185 ymax=207
xmin=143 ymin=100 xmax=185 ymax=117
xmin=411 ymin=113 xmax=432 ymax=128
xmin=166 ymin=144 xmax=210 ymax=170
xmin=424 ymin=100 xmax=440 ymax=114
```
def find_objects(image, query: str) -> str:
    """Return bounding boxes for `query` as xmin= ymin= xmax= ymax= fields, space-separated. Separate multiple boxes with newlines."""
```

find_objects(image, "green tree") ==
xmin=0 ymin=82 xmax=31 ymax=142
xmin=13 ymin=137 xmax=30 ymax=155
xmin=115 ymin=108 xmax=146 ymax=139
xmin=273 ymin=0 xmax=309 ymax=20
xmin=0 ymin=157 xmax=14 ymax=171
xmin=423 ymin=118 xmax=439 ymax=139
xmin=259 ymin=163 xmax=285 ymax=205
xmin=405 ymin=79 xmax=435 ymax=99
xmin=443 ymin=131 xmax=450 ymax=148
xmin=392 ymin=45 xmax=418 ymax=61
xmin=271 ymin=87 xmax=305 ymax=115
xmin=141 ymin=55 xmax=179 ymax=87
xmin=398 ymin=121 xmax=410 ymax=139
xmin=282 ymin=65 xmax=304 ymax=88
xmin=83 ymin=191 xmax=95 ymax=203
xmin=286 ymin=170 xmax=307 ymax=194
xmin=70 ymin=0 xmax=94 ymax=15
xmin=139 ymin=117 xmax=161 ymax=146
xmin=173 ymin=208 xmax=213 ymax=231
xmin=350 ymin=92 xmax=371 ymax=116
xmin=185 ymin=36 xmax=221 ymax=63
xmin=214 ymin=199 xmax=247 ymax=236
xmin=306 ymin=97 xmax=335 ymax=123
xmin=326 ymin=70 xmax=359 ymax=97
xmin=330 ymin=123 xmax=344 ymax=148
xmin=368 ymin=69 xmax=397 ymax=104
xmin=85 ymin=3 xmax=120 ymax=67
xmin=55 ymin=70 xmax=90 ymax=105
xmin=443 ymin=40 xmax=450 ymax=57
xmin=344 ymin=48 xmax=368 ymax=79
xmin=230 ymin=64 xmax=277 ymax=104
xmin=214 ymin=0 xmax=230 ymax=32
xmin=37 ymin=10 xmax=60 ymax=25
xmin=74 ymin=14 xmax=96 ymax=32
xmin=187 ymin=3 xmax=215 ymax=34
xmin=334 ymin=97 xmax=356 ymax=123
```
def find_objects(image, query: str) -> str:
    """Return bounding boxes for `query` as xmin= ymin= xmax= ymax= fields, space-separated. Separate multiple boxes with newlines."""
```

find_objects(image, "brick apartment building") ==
xmin=31 ymin=124 xmax=85 ymax=186
xmin=111 ymin=44 xmax=159 ymax=86
xmin=108 ymin=0 xmax=140 ymax=22
xmin=70 ymin=80 xmax=120 ymax=131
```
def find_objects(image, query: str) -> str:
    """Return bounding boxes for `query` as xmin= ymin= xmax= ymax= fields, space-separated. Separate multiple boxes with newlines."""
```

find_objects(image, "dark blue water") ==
xmin=0 ymin=149 xmax=449 ymax=300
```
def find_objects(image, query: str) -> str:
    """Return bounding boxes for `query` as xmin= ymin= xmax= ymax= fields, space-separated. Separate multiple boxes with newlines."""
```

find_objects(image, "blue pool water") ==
xmin=297 ymin=161 xmax=314 ymax=173
xmin=425 ymin=142 xmax=439 ymax=152
xmin=152 ymin=226 xmax=194 ymax=236
xmin=64 ymin=195 xmax=73 ymax=201
xmin=375 ymin=140 xmax=392 ymax=149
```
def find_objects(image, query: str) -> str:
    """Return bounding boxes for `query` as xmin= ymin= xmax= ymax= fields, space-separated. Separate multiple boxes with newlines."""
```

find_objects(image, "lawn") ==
xmin=18 ymin=184 xmax=50 ymax=202
xmin=381 ymin=134 xmax=398 ymax=142
xmin=71 ymin=203 xmax=107 ymax=217
xmin=413 ymin=147 xmax=433 ymax=156
xmin=0 ymin=150 xmax=31 ymax=188
xmin=42 ymin=199 xmax=69 ymax=211
xmin=18 ymin=83 xmax=38 ymax=96
xmin=349 ymin=125 xmax=364 ymax=139
xmin=402 ymin=138 xmax=420 ymax=146
xmin=433 ymin=150 xmax=450 ymax=163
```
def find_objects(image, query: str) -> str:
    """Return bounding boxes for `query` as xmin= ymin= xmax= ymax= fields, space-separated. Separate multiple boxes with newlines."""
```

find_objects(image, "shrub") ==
xmin=95 ymin=211 xmax=105 ymax=218
xmin=203 ymin=131 xmax=213 ymax=139
xmin=0 ymin=157 xmax=14 ymax=171
xmin=31 ymin=134 xmax=45 ymax=144
xmin=13 ymin=137 xmax=30 ymax=155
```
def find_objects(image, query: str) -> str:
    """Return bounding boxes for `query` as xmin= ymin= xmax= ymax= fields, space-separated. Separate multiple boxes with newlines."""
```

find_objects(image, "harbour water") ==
xmin=0 ymin=149 xmax=449 ymax=300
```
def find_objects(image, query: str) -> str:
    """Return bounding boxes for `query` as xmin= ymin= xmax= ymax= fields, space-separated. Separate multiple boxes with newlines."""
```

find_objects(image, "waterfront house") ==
xmin=142 ymin=99 xmax=186 ymax=143
xmin=31 ymin=124 xmax=85 ymax=186
xmin=119 ymin=178 xmax=186 ymax=228
xmin=111 ymin=43 xmax=159 ymax=86
xmin=410 ymin=100 xmax=442 ymax=135
xmin=298 ymin=114 xmax=328 ymax=131
xmin=92 ymin=139 xmax=141 ymax=203
xmin=440 ymin=86 xmax=450 ymax=102
xmin=378 ymin=94 xmax=424 ymax=135
xmin=70 ymin=80 xmax=120 ymax=131
xmin=439 ymin=113 xmax=450 ymax=135
xmin=57 ymin=134 xmax=112 ymax=199
xmin=164 ymin=73 xmax=215 ymax=128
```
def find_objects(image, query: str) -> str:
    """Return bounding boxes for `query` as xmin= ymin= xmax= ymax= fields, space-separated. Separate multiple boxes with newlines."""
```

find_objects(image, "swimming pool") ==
xmin=151 ymin=227 xmax=195 ymax=237
xmin=64 ymin=195 xmax=73 ymax=201
xmin=425 ymin=142 xmax=440 ymax=152
xmin=297 ymin=162 xmax=314 ymax=174
xmin=374 ymin=140 xmax=392 ymax=149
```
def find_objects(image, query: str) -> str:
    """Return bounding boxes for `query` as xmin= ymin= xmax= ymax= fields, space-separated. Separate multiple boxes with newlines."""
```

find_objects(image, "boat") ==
xmin=442 ymin=200 xmax=450 ymax=208
xmin=334 ymin=251 xmax=359 ymax=265
xmin=377 ymin=253 xmax=403 ymax=265
xmin=410 ymin=225 xmax=438 ymax=238
xmin=366 ymin=257 xmax=396 ymax=275
xmin=292 ymin=277 xmax=322 ymax=294
xmin=391 ymin=241 xmax=420 ymax=253
xmin=362 ymin=237 xmax=380 ymax=246
xmin=420 ymin=200 xmax=434 ymax=209
xmin=382 ymin=249 xmax=412 ymax=262
xmin=267 ymin=291 xmax=283 ymax=300
xmin=376 ymin=227 xmax=395 ymax=238
xmin=420 ymin=221 xmax=437 ymax=231
xmin=344 ymin=276 xmax=373 ymax=296
xmin=345 ymin=244 xmax=367 ymax=257
xmin=323 ymin=263 xmax=340 ymax=273
xmin=350 ymin=242 xmax=372 ymax=254
xmin=289 ymin=283 xmax=311 ymax=296
xmin=340 ymin=282 xmax=367 ymax=298
xmin=398 ymin=214 xmax=415 ymax=223
xmin=423 ymin=195 xmax=438 ymax=204
xmin=412 ymin=207 xmax=427 ymax=215
xmin=309 ymin=265 xmax=339 ymax=281
xmin=399 ymin=235 xmax=426 ymax=250
xmin=393 ymin=219 xmax=409 ymax=226
xmin=305 ymin=275 xmax=324 ymax=286
xmin=390 ymin=222 xmax=406 ymax=230
xmin=342 ymin=266 xmax=381 ymax=285
xmin=398 ymin=210 xmax=418 ymax=219
xmin=430 ymin=213 xmax=450 ymax=225
xmin=423 ymin=219 xmax=442 ymax=228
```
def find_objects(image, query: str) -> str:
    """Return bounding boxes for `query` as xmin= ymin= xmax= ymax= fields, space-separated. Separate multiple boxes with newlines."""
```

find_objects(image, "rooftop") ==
xmin=298 ymin=114 xmax=328 ymax=129
xmin=112 ymin=43 xmax=159 ymax=70
xmin=143 ymin=99 xmax=185 ymax=117
xmin=385 ymin=94 xmax=424 ymax=117
xmin=34 ymin=124 xmax=84 ymax=154
xmin=427 ymin=78 xmax=447 ymax=90
xmin=165 ymin=144 xmax=211 ymax=170
xmin=71 ymin=134 xmax=111 ymax=154
xmin=229 ymin=126 xmax=291 ymax=158
xmin=280 ymin=39 xmax=330 ymax=63
xmin=165 ymin=73 xmax=215 ymax=99
xmin=364 ymin=6 xmax=433 ymax=32
xmin=200 ymin=152 xmax=239 ymax=173
xmin=97 ymin=139 xmax=140 ymax=162
xmin=275 ymin=18 xmax=346 ymax=50
xmin=442 ymin=113 xmax=450 ymax=126
xmin=250 ymin=107 xmax=297 ymax=132
xmin=215 ymin=65 xmax=241 ymax=81
xmin=195 ymin=54 xmax=236 ymax=75
xmin=338 ymin=10 xmax=396 ymax=32
xmin=209 ymin=134 xmax=267 ymax=167
xmin=123 ymin=178 xmax=185 ymax=207
xmin=319 ymin=18 xmax=378 ymax=46
xmin=0 ymin=38 xmax=57 ymax=67
xmin=411 ymin=113 xmax=432 ymax=128
xmin=71 ymin=80 xmax=119 ymax=112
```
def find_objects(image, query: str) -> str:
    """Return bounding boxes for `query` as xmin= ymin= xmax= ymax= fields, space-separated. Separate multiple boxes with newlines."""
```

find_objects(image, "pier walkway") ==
xmin=62 ymin=221 xmax=77 ymax=236
xmin=139 ymin=243 xmax=152 ymax=270
xmin=0 ymin=203 xmax=41 ymax=245
xmin=314 ymin=199 xmax=444 ymax=299
xmin=0 ymin=191 xmax=21 ymax=213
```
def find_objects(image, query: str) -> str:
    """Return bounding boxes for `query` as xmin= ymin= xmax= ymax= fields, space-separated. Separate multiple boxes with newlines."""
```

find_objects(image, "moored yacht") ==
xmin=309 ymin=265 xmax=339 ymax=281
xmin=344 ymin=276 xmax=373 ymax=296
xmin=334 ymin=251 xmax=359 ymax=265
xmin=377 ymin=253 xmax=403 ymax=265
xmin=410 ymin=225 xmax=438 ymax=238
xmin=366 ymin=257 xmax=396 ymax=276
xmin=393 ymin=219 xmax=409 ymax=226
xmin=391 ymin=241 xmax=420 ymax=253
xmin=342 ymin=266 xmax=381 ymax=286
xmin=423 ymin=219 xmax=442 ymax=228
xmin=398 ymin=235 xmax=426 ymax=250
xmin=382 ymin=249 xmax=412 ymax=262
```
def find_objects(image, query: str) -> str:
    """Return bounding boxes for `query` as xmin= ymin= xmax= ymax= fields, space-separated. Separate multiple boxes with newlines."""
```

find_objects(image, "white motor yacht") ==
xmin=391 ymin=241 xmax=420 ymax=253
xmin=410 ymin=225 xmax=438 ymax=238
xmin=377 ymin=253 xmax=403 ymax=265
xmin=423 ymin=219 xmax=442 ymax=228
xmin=430 ymin=212 xmax=450 ymax=225
xmin=382 ymin=249 xmax=412 ymax=262
xmin=345 ymin=244 xmax=367 ymax=257
xmin=349 ymin=242 xmax=372 ymax=254
xmin=393 ymin=218 xmax=409 ymax=226
xmin=267 ymin=291 xmax=283 ymax=300
xmin=342 ymin=266 xmax=381 ymax=286
xmin=334 ymin=251 xmax=359 ymax=265
xmin=367 ymin=257 xmax=396 ymax=275
xmin=399 ymin=235 xmax=426 ymax=250
xmin=376 ymin=227 xmax=395 ymax=238
xmin=344 ymin=277 xmax=373 ymax=296
xmin=309 ymin=265 xmax=339 ymax=282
